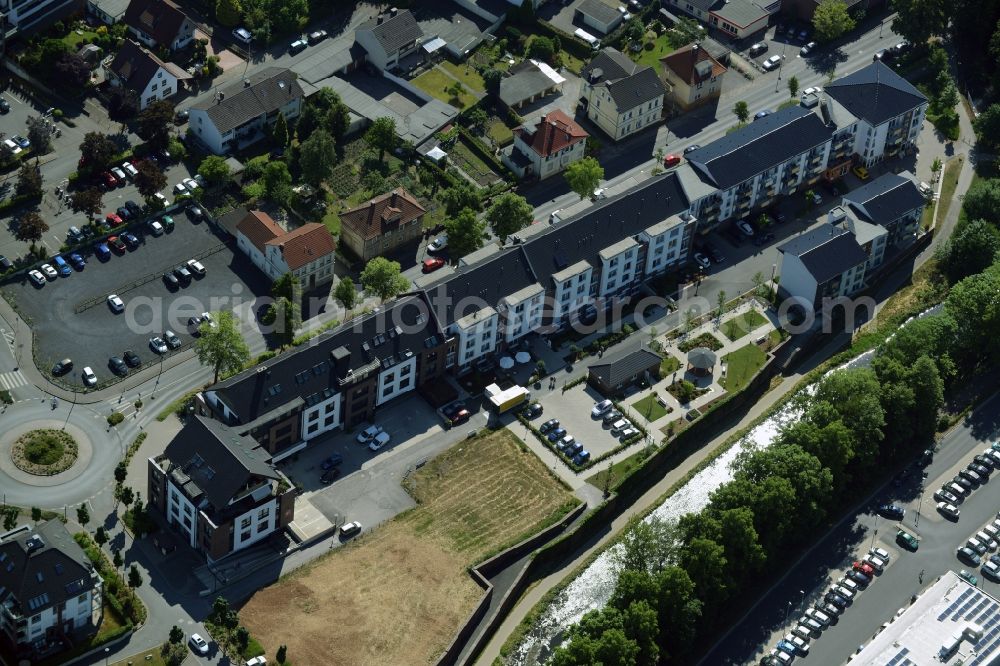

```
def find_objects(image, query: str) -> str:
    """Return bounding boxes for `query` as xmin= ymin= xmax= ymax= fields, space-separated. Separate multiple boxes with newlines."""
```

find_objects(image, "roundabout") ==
xmin=11 ymin=429 xmax=79 ymax=475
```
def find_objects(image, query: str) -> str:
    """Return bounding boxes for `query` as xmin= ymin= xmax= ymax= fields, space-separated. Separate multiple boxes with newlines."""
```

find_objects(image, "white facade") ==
xmin=354 ymin=21 xmax=421 ymax=71
xmin=852 ymin=107 xmax=925 ymax=167
xmin=506 ymin=131 xmax=586 ymax=180
xmin=15 ymin=588 xmax=97 ymax=646
xmin=301 ymin=392 xmax=342 ymax=440
xmin=452 ymin=308 xmax=499 ymax=368
xmin=232 ymin=498 xmax=279 ymax=551
xmin=191 ymin=97 xmax=302 ymax=155
xmin=639 ymin=217 xmax=691 ymax=275
xmin=376 ymin=354 xmax=417 ymax=406
xmin=0 ymin=0 xmax=75 ymax=31
xmin=167 ymin=480 xmax=199 ymax=548
xmin=598 ymin=239 xmax=640 ymax=298
xmin=500 ymin=284 xmax=545 ymax=342
xmin=126 ymin=16 xmax=194 ymax=51
xmin=236 ymin=231 xmax=278 ymax=280
xmin=585 ymin=87 xmax=663 ymax=141
xmin=108 ymin=64 xmax=179 ymax=110
xmin=551 ymin=261 xmax=595 ymax=323
xmin=264 ymin=243 xmax=335 ymax=287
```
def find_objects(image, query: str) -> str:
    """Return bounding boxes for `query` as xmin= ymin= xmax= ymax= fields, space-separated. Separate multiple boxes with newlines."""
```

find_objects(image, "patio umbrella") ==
xmin=515 ymin=351 xmax=532 ymax=364
xmin=499 ymin=356 xmax=515 ymax=370
xmin=687 ymin=347 xmax=717 ymax=370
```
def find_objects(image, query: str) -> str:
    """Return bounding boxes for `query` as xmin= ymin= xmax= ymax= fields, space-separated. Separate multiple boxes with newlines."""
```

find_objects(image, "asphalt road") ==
xmin=699 ymin=392 xmax=1000 ymax=666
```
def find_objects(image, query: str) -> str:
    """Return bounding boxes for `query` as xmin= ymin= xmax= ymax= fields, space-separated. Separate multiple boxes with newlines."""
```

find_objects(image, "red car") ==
xmin=105 ymin=212 xmax=122 ymax=227
xmin=663 ymin=154 xmax=681 ymax=168
xmin=422 ymin=257 xmax=446 ymax=273
xmin=450 ymin=409 xmax=471 ymax=425
xmin=852 ymin=561 xmax=875 ymax=577
xmin=100 ymin=171 xmax=118 ymax=189
xmin=108 ymin=236 xmax=127 ymax=253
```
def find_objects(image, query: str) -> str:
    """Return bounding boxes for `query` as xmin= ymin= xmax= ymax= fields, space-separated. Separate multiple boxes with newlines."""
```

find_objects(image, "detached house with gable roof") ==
xmin=660 ymin=42 xmax=727 ymax=111
xmin=339 ymin=188 xmax=426 ymax=262
xmin=147 ymin=416 xmax=296 ymax=561
xmin=189 ymin=67 xmax=304 ymax=155
xmin=580 ymin=48 xmax=666 ymax=141
xmin=0 ymin=521 xmax=103 ymax=659
xmin=106 ymin=39 xmax=192 ymax=109
xmin=122 ymin=0 xmax=195 ymax=52
xmin=354 ymin=7 xmax=424 ymax=72
xmin=503 ymin=109 xmax=589 ymax=181
xmin=235 ymin=211 xmax=336 ymax=287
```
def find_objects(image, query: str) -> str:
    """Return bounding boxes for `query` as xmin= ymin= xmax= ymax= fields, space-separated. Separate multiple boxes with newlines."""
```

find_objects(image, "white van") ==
xmin=574 ymin=27 xmax=601 ymax=49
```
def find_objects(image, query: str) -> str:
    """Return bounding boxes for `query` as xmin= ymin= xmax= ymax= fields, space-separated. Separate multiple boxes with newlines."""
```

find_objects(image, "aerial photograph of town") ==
xmin=0 ymin=0 xmax=997 ymax=663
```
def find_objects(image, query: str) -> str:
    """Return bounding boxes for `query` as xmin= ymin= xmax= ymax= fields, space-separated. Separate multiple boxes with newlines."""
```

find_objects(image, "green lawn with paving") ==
xmin=633 ymin=394 xmax=668 ymax=422
xmin=631 ymin=34 xmax=675 ymax=69
xmin=411 ymin=68 xmax=478 ymax=109
xmin=721 ymin=343 xmax=767 ymax=392
xmin=720 ymin=310 xmax=769 ymax=341
xmin=440 ymin=61 xmax=486 ymax=92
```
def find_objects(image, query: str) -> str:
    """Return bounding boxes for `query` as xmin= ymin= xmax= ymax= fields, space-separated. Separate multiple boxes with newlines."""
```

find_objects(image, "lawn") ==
xmin=659 ymin=354 xmax=681 ymax=376
xmin=936 ymin=155 xmax=964 ymax=227
xmin=487 ymin=118 xmax=515 ymax=146
xmin=110 ymin=647 xmax=168 ymax=666
xmin=678 ymin=332 xmax=725 ymax=353
xmin=440 ymin=60 xmax=486 ymax=93
xmin=719 ymin=309 xmax=769 ymax=341
xmin=59 ymin=28 xmax=99 ymax=49
xmin=450 ymin=138 xmax=504 ymax=187
xmin=721 ymin=343 xmax=767 ymax=392
xmin=321 ymin=207 xmax=341 ymax=235
xmin=586 ymin=446 xmax=653 ymax=491
xmin=631 ymin=33 xmax=675 ymax=69
xmin=411 ymin=68 xmax=478 ymax=110
xmin=633 ymin=393 xmax=669 ymax=422
xmin=240 ymin=429 xmax=577 ymax=666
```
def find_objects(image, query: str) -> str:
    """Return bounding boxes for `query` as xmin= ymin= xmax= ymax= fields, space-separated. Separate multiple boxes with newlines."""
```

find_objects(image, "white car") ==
xmin=154 ymin=192 xmax=170 ymax=206
xmin=977 ymin=531 xmax=998 ymax=550
xmin=591 ymin=399 xmax=613 ymax=417
xmin=173 ymin=182 xmax=188 ymax=195
xmin=183 ymin=177 xmax=199 ymax=191
xmin=189 ymin=633 xmax=209 ymax=655
xmin=369 ymin=431 xmax=391 ymax=451
xmin=122 ymin=161 xmax=138 ymax=178
xmin=937 ymin=501 xmax=960 ymax=519
xmin=833 ymin=584 xmax=855 ymax=600
xmin=784 ymin=633 xmax=809 ymax=655
xmin=245 ymin=657 xmax=267 ymax=666
xmin=40 ymin=263 xmax=58 ymax=279
xmin=802 ymin=86 xmax=822 ymax=96
xmin=148 ymin=220 xmax=164 ymax=235
xmin=82 ymin=367 xmax=97 ymax=386
xmin=770 ymin=647 xmax=793 ymax=665
xmin=233 ymin=27 xmax=252 ymax=43
xmin=428 ymin=235 xmax=448 ymax=252
xmin=356 ymin=424 xmax=383 ymax=444
xmin=618 ymin=426 xmax=639 ymax=439
xmin=805 ymin=608 xmax=831 ymax=626
xmin=187 ymin=259 xmax=206 ymax=275
xmin=149 ymin=336 xmax=168 ymax=354
xmin=838 ymin=577 xmax=859 ymax=592
xmin=762 ymin=55 xmax=783 ymax=71
xmin=194 ymin=174 xmax=207 ymax=188
xmin=200 ymin=312 xmax=216 ymax=328
xmin=107 ymin=294 xmax=125 ymax=313
xmin=870 ymin=547 xmax=891 ymax=563
xmin=3 ymin=138 xmax=22 ymax=155
xmin=985 ymin=560 xmax=1000 ymax=580
xmin=28 ymin=269 xmax=46 ymax=286
xmin=592 ymin=188 xmax=606 ymax=200
xmin=800 ymin=41 xmax=817 ymax=56
xmin=111 ymin=167 xmax=127 ymax=183
xmin=810 ymin=191 xmax=822 ymax=205
xmin=736 ymin=219 xmax=755 ymax=237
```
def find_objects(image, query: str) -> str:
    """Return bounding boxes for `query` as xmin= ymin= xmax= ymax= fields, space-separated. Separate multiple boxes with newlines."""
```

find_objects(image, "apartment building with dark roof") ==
xmin=0 ymin=521 xmax=102 ymax=660
xmin=842 ymin=170 xmax=925 ymax=245
xmin=777 ymin=223 xmax=870 ymax=310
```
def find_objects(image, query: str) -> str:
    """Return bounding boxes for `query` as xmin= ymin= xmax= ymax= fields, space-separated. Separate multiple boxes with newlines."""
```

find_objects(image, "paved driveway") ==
xmin=537 ymin=384 xmax=633 ymax=464
xmin=3 ymin=210 xmax=270 ymax=388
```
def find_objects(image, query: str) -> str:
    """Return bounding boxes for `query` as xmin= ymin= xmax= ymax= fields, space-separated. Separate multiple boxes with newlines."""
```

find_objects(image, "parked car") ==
xmin=28 ymin=269 xmax=46 ymax=286
xmin=762 ymin=55 xmax=783 ymax=71
xmin=340 ymin=521 xmax=362 ymax=537
xmin=852 ymin=166 xmax=870 ymax=180
xmin=148 ymin=220 xmax=164 ymax=236
xmin=602 ymin=409 xmax=623 ymax=425
xmin=935 ymin=488 xmax=961 ymax=505
xmin=368 ymin=431 xmax=391 ymax=451
xmin=523 ymin=403 xmax=543 ymax=418
xmin=736 ymin=219 xmax=755 ymax=237
xmin=422 ymin=257 xmax=446 ymax=273
xmin=149 ymin=336 xmax=168 ymax=354
xmin=663 ymin=154 xmax=681 ymax=168
xmin=108 ymin=355 xmax=128 ymax=376
xmin=591 ymin=399 xmax=613 ymax=417
xmin=540 ymin=418 xmax=560 ymax=433
xmin=51 ymin=358 xmax=73 ymax=376
xmin=573 ymin=450 xmax=591 ymax=465
xmin=897 ymin=530 xmax=919 ymax=550
xmin=356 ymin=425 xmax=384 ymax=444
xmin=108 ymin=236 xmax=126 ymax=253
xmin=95 ymin=243 xmax=111 ymax=261
xmin=290 ymin=38 xmax=308 ymax=54
xmin=40 ymin=263 xmax=57 ymax=279
xmin=320 ymin=468 xmax=340 ymax=485
xmin=82 ymin=366 xmax=97 ymax=386
xmin=189 ymin=633 xmax=209 ymax=655
xmin=684 ymin=144 xmax=701 ymax=154
xmin=175 ymin=266 xmax=192 ymax=282
xmin=308 ymin=29 xmax=328 ymax=44
xmin=802 ymin=86 xmax=822 ymax=96
xmin=753 ymin=110 xmax=771 ymax=121
xmin=959 ymin=546 xmax=982 ymax=566
xmin=428 ymin=235 xmax=448 ymax=252
xmin=618 ymin=426 xmax=639 ymax=439
xmin=748 ymin=42 xmax=768 ymax=56
xmin=186 ymin=259 xmax=206 ymax=276
xmin=800 ymin=41 xmax=817 ymax=56
xmin=879 ymin=503 xmax=905 ymax=520
xmin=107 ymin=294 xmax=125 ymax=313
xmin=164 ymin=330 xmax=182 ymax=349
xmin=693 ymin=252 xmax=712 ymax=269
xmin=870 ymin=547 xmax=891 ymax=563
xmin=125 ymin=200 xmax=142 ymax=217
xmin=547 ymin=428 xmax=567 ymax=442
xmin=320 ymin=454 xmax=343 ymax=470
xmin=111 ymin=167 xmax=127 ymax=184
xmin=122 ymin=161 xmax=138 ymax=179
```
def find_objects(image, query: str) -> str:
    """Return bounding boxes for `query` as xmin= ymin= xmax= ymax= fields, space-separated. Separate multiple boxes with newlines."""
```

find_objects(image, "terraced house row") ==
xmin=195 ymin=62 xmax=928 ymax=462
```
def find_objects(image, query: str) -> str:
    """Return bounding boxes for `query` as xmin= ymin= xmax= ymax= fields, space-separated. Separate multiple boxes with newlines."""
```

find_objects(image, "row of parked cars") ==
xmin=933 ymin=443 xmax=1000 ymax=519
xmin=540 ymin=418 xmax=591 ymax=465
xmin=764 ymin=547 xmax=892 ymax=664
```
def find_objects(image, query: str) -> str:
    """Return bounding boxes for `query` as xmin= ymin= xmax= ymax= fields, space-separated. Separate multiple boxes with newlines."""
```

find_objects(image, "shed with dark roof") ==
xmin=589 ymin=347 xmax=663 ymax=394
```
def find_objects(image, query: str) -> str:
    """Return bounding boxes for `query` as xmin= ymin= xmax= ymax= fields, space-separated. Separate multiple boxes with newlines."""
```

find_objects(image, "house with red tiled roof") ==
xmin=235 ymin=211 xmax=336 ymax=287
xmin=339 ymin=188 xmax=426 ymax=261
xmin=502 ymin=109 xmax=589 ymax=181
xmin=660 ymin=42 xmax=727 ymax=111
xmin=122 ymin=0 xmax=195 ymax=52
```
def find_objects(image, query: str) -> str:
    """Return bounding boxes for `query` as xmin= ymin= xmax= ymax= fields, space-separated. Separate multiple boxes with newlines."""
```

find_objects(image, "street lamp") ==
xmin=104 ymin=647 xmax=109 ymax=665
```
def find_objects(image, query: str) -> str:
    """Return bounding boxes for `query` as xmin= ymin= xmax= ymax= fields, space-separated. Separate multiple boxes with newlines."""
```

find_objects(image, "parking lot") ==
xmin=2 ymin=209 xmax=270 ymax=388
xmin=537 ymin=384 xmax=639 ymax=464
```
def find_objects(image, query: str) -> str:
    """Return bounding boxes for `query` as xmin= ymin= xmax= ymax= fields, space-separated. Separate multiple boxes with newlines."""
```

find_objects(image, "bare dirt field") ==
xmin=241 ymin=429 xmax=577 ymax=665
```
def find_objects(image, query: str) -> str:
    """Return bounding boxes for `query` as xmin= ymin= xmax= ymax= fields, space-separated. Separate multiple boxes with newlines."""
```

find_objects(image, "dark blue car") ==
xmin=69 ymin=253 xmax=86 ymax=270
xmin=573 ymin=450 xmax=590 ymax=465
xmin=95 ymin=243 xmax=111 ymax=261
xmin=547 ymin=428 xmax=567 ymax=442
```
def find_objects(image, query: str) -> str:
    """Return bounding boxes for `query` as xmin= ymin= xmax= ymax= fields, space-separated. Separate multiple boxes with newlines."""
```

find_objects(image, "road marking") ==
xmin=0 ymin=370 xmax=28 ymax=390
xmin=0 ymin=328 xmax=13 ymax=351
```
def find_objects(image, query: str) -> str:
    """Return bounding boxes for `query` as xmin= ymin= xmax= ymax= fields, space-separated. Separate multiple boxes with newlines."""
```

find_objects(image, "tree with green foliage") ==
xmin=14 ymin=211 xmax=48 ymax=248
xmin=812 ymin=0 xmax=856 ymax=41
xmin=564 ymin=156 xmax=605 ymax=200
xmin=364 ymin=116 xmax=397 ymax=162
xmin=360 ymin=256 xmax=410 ymax=302
xmin=485 ymin=192 xmax=533 ymax=242
xmin=465 ymin=106 xmax=488 ymax=132
xmin=945 ymin=264 xmax=1000 ymax=365
xmin=482 ymin=68 xmax=503 ymax=93
xmin=195 ymin=311 xmax=250 ymax=383
xmin=733 ymin=100 xmax=749 ymax=124
xmin=272 ymin=111 xmax=289 ymax=147
xmin=813 ymin=368 xmax=886 ymax=467
xmin=234 ymin=626 xmax=249 ymax=653
xmin=444 ymin=207 xmax=486 ymax=259
xmin=439 ymin=182 xmax=482 ymax=216
xmin=113 ymin=549 xmax=123 ymax=570
xmin=936 ymin=219 xmax=1000 ymax=282
xmin=961 ymin=178 xmax=1000 ymax=226
xmin=76 ymin=504 xmax=90 ymax=527
xmin=261 ymin=161 xmax=292 ymax=204
xmin=31 ymin=507 xmax=42 ymax=522
xmin=114 ymin=461 xmax=128 ymax=484
xmin=892 ymin=0 xmax=951 ymax=46
xmin=276 ymin=645 xmax=288 ymax=663
xmin=94 ymin=527 xmax=108 ymax=546
xmin=16 ymin=162 xmax=43 ymax=198
xmin=973 ymin=103 xmax=1000 ymax=152
xmin=528 ymin=35 xmax=559 ymax=63
xmin=128 ymin=564 xmax=143 ymax=589
xmin=134 ymin=159 xmax=167 ymax=202
xmin=716 ymin=289 xmax=726 ymax=318
xmin=298 ymin=129 xmax=336 ymax=186
xmin=215 ymin=0 xmax=242 ymax=27
xmin=611 ymin=516 xmax=677 ymax=575
xmin=787 ymin=75 xmax=799 ymax=98
xmin=169 ymin=625 xmax=184 ymax=645
xmin=199 ymin=155 xmax=231 ymax=185
xmin=70 ymin=188 xmax=103 ymax=219
xmin=79 ymin=132 xmax=117 ymax=172
xmin=26 ymin=116 xmax=52 ymax=154
xmin=445 ymin=81 xmax=465 ymax=104
xmin=119 ymin=485 xmax=135 ymax=509
xmin=333 ymin=278 xmax=357 ymax=316
xmin=137 ymin=100 xmax=174 ymax=149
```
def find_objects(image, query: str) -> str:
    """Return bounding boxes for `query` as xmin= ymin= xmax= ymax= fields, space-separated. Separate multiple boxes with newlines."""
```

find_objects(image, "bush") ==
xmin=107 ymin=412 xmax=125 ymax=426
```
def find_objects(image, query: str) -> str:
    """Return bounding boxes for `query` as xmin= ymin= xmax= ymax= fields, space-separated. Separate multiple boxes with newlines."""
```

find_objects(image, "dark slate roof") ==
xmin=424 ymin=248 xmax=538 ymax=326
xmin=523 ymin=171 xmax=691 ymax=287
xmin=0 ymin=521 xmax=94 ymax=618
xmin=499 ymin=61 xmax=558 ymax=107
xmin=778 ymin=224 xmax=868 ymax=282
xmin=581 ymin=49 xmax=665 ymax=109
xmin=193 ymin=67 xmax=303 ymax=134
xmin=824 ymin=61 xmax=927 ymax=126
xmin=122 ymin=0 xmax=189 ymax=47
xmin=358 ymin=9 xmax=424 ymax=55
xmin=685 ymin=105 xmax=834 ymax=189
xmin=709 ymin=0 xmax=767 ymax=27
xmin=578 ymin=0 xmax=622 ymax=25
xmin=212 ymin=294 xmax=442 ymax=422
xmin=843 ymin=172 xmax=925 ymax=223
xmin=589 ymin=347 xmax=662 ymax=387
xmin=108 ymin=40 xmax=190 ymax=93
xmin=163 ymin=415 xmax=278 ymax=509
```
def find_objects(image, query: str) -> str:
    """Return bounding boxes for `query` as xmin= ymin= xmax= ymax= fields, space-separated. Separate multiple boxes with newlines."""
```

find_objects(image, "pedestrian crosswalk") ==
xmin=0 ymin=370 xmax=27 ymax=391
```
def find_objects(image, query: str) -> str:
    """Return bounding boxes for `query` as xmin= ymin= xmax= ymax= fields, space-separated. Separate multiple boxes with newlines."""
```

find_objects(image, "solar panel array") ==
xmin=884 ymin=646 xmax=910 ymax=665
xmin=937 ymin=588 xmax=978 ymax=622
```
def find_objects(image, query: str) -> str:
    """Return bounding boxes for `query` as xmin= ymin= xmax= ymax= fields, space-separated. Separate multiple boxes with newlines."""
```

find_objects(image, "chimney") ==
xmin=377 ymin=15 xmax=384 ymax=24
xmin=390 ymin=6 xmax=398 ymax=16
